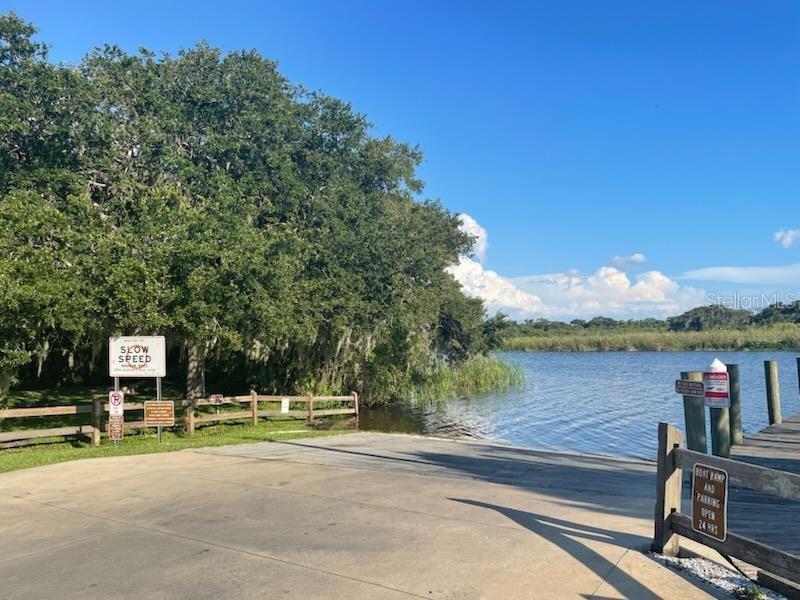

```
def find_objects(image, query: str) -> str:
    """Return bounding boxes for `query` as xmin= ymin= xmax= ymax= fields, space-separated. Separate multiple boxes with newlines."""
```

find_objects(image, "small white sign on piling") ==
xmin=703 ymin=359 xmax=730 ymax=409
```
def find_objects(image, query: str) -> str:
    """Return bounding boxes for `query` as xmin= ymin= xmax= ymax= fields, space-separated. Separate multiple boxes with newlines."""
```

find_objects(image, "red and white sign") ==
xmin=703 ymin=359 xmax=730 ymax=409
xmin=108 ymin=390 xmax=125 ymax=416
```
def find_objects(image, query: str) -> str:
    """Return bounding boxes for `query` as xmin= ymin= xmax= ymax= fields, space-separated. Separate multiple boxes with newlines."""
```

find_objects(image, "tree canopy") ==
xmin=0 ymin=13 xmax=489 ymax=403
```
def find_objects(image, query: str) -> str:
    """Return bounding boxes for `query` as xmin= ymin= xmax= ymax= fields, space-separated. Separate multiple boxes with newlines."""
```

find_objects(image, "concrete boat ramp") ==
xmin=0 ymin=433 xmax=726 ymax=599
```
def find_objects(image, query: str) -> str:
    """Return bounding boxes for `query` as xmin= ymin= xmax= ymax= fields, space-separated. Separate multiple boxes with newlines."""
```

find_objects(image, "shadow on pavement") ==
xmin=451 ymin=498 xmax=687 ymax=600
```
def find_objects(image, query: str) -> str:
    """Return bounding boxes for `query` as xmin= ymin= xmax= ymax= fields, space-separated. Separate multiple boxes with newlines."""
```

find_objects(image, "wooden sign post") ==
xmin=676 ymin=371 xmax=706 ymax=453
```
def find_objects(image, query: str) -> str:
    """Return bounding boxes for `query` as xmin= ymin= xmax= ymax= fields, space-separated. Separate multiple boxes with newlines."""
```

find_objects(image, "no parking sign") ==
xmin=108 ymin=390 xmax=125 ymax=441
xmin=109 ymin=390 xmax=125 ymax=416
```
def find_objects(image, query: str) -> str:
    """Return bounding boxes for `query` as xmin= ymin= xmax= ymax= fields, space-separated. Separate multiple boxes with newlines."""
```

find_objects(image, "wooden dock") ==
xmin=731 ymin=412 xmax=800 ymax=475
xmin=727 ymin=412 xmax=800 ymax=559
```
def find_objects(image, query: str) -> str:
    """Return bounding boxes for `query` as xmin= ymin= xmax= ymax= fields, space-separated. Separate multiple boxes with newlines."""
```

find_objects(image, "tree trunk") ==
xmin=186 ymin=340 xmax=206 ymax=400
xmin=0 ymin=369 xmax=13 ymax=407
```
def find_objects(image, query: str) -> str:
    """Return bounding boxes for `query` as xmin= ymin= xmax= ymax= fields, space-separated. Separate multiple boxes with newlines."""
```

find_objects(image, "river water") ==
xmin=358 ymin=351 xmax=800 ymax=460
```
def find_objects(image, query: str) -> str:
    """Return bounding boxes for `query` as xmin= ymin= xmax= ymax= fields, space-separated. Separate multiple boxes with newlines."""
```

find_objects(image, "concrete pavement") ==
xmin=0 ymin=433 xmax=723 ymax=599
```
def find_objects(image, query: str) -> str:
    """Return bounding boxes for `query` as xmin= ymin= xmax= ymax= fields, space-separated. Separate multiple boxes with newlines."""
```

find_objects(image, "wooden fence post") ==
xmin=91 ymin=399 xmax=102 ymax=447
xmin=764 ymin=360 xmax=782 ymax=425
xmin=185 ymin=398 xmax=196 ymax=436
xmin=352 ymin=391 xmax=359 ymax=416
xmin=653 ymin=422 xmax=683 ymax=556
xmin=251 ymin=390 xmax=258 ymax=426
xmin=681 ymin=371 xmax=706 ymax=453
xmin=727 ymin=364 xmax=743 ymax=445
xmin=307 ymin=396 xmax=314 ymax=423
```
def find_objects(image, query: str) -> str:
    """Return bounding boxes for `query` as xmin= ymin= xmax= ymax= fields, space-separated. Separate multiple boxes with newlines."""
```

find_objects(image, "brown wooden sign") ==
xmin=692 ymin=463 xmax=728 ymax=542
xmin=144 ymin=401 xmax=175 ymax=427
xmin=107 ymin=414 xmax=124 ymax=441
xmin=675 ymin=379 xmax=704 ymax=397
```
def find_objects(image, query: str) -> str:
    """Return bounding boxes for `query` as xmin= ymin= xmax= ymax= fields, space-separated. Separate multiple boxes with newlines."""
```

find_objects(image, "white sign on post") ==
xmin=108 ymin=390 xmax=125 ymax=416
xmin=109 ymin=336 xmax=166 ymax=378
xmin=703 ymin=358 xmax=730 ymax=409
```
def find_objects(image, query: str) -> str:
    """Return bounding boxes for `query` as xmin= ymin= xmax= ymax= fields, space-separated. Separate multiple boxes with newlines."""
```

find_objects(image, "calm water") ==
xmin=359 ymin=351 xmax=800 ymax=460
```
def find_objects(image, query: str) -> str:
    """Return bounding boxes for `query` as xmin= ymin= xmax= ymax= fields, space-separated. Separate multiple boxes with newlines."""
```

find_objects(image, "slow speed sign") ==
xmin=108 ymin=336 xmax=166 ymax=378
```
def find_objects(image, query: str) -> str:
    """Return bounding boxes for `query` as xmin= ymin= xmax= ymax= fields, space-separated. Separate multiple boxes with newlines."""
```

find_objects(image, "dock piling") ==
xmin=710 ymin=406 xmax=731 ymax=458
xmin=764 ymin=360 xmax=782 ymax=426
xmin=681 ymin=371 xmax=706 ymax=453
xmin=727 ymin=364 xmax=742 ymax=446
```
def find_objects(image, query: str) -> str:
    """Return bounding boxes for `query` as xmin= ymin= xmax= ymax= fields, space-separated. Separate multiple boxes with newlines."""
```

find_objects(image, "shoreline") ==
xmin=500 ymin=346 xmax=800 ymax=352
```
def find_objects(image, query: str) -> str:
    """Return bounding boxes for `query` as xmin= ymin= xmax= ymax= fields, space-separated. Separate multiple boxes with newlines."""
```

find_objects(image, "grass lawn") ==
xmin=0 ymin=419 xmax=351 ymax=475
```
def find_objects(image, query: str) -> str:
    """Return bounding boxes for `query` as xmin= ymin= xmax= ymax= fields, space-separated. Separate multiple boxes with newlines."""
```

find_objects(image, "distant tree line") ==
xmin=490 ymin=301 xmax=800 ymax=340
xmin=0 ymin=14 xmax=498 ymax=403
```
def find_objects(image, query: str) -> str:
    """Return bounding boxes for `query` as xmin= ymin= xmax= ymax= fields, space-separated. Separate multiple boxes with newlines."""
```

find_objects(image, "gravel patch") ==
xmin=648 ymin=552 xmax=786 ymax=599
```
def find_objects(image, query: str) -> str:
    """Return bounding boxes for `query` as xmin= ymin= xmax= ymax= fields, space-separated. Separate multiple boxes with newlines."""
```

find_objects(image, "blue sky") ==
xmin=7 ymin=0 xmax=800 ymax=319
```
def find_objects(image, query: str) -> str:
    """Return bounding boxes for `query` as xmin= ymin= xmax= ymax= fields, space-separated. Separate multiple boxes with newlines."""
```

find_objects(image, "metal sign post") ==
xmin=156 ymin=376 xmax=162 ymax=443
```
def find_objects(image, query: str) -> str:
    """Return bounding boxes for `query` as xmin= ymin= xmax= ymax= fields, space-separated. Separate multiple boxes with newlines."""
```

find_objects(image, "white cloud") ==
xmin=681 ymin=263 xmax=800 ymax=285
xmin=612 ymin=253 xmax=647 ymax=268
xmin=774 ymin=229 xmax=800 ymax=248
xmin=511 ymin=267 xmax=706 ymax=319
xmin=447 ymin=258 xmax=547 ymax=318
xmin=448 ymin=216 xmax=705 ymax=320
xmin=457 ymin=213 xmax=488 ymax=263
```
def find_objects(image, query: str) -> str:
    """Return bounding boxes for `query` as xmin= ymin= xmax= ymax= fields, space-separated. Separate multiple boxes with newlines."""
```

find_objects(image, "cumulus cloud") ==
xmin=457 ymin=213 xmax=488 ymax=263
xmin=774 ymin=229 xmax=800 ymax=248
xmin=447 ymin=258 xmax=546 ymax=318
xmin=447 ymin=216 xmax=704 ymax=320
xmin=612 ymin=253 xmax=647 ymax=268
xmin=511 ymin=267 xmax=706 ymax=319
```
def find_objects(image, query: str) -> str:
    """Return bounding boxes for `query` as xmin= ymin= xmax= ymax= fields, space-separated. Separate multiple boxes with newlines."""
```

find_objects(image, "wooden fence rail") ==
xmin=653 ymin=422 xmax=800 ymax=584
xmin=185 ymin=392 xmax=358 ymax=435
xmin=0 ymin=404 xmax=98 ymax=448
xmin=1 ymin=391 xmax=359 ymax=447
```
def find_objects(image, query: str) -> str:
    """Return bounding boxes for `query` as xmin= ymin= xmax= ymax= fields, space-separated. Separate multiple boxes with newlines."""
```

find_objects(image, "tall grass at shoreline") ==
xmin=502 ymin=324 xmax=800 ymax=352
xmin=410 ymin=355 xmax=524 ymax=402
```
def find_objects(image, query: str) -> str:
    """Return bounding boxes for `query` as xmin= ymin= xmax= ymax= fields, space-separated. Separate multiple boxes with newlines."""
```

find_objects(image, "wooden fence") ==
xmin=186 ymin=392 xmax=358 ymax=435
xmin=1 ymin=392 xmax=358 ymax=448
xmin=0 ymin=403 xmax=100 ymax=448
xmin=653 ymin=422 xmax=800 ymax=584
